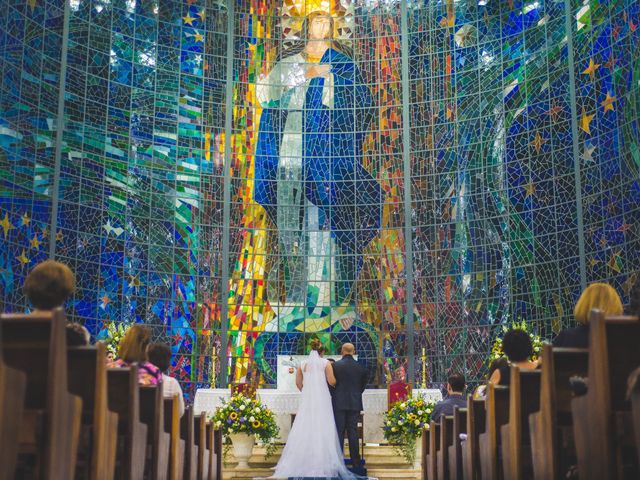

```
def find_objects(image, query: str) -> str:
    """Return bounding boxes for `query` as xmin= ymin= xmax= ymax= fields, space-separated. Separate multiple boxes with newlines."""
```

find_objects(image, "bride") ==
xmin=270 ymin=339 xmax=370 ymax=479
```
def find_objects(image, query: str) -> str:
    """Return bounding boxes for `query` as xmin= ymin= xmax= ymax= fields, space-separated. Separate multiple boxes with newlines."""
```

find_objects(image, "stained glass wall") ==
xmin=1 ymin=0 xmax=639 ymax=396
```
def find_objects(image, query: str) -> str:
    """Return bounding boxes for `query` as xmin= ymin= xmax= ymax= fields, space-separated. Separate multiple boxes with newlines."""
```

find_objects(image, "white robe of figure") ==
xmin=256 ymin=53 xmax=337 ymax=329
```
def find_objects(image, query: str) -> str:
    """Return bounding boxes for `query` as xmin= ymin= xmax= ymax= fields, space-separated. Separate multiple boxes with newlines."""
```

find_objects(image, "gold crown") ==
xmin=283 ymin=0 xmax=343 ymax=17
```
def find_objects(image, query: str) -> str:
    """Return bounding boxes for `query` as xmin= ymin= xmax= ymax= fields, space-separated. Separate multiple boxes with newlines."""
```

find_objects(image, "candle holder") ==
xmin=210 ymin=346 xmax=218 ymax=388
xmin=420 ymin=348 xmax=427 ymax=389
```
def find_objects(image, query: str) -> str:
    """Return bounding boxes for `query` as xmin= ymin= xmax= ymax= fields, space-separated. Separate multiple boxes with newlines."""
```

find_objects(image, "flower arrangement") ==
xmin=382 ymin=396 xmax=437 ymax=463
xmin=489 ymin=319 xmax=543 ymax=364
xmin=97 ymin=321 xmax=129 ymax=357
xmin=210 ymin=394 xmax=280 ymax=459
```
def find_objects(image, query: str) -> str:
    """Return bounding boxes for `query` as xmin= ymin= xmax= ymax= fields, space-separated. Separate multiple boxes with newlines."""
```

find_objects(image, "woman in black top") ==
xmin=553 ymin=283 xmax=623 ymax=348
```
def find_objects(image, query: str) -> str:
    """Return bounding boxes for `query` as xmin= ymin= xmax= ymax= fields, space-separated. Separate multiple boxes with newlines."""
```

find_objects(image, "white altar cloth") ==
xmin=193 ymin=388 xmax=442 ymax=444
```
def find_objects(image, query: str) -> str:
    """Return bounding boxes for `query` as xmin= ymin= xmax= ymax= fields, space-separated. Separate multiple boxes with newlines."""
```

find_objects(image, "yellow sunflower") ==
xmin=252 ymin=421 xmax=261 ymax=428
xmin=230 ymin=412 xmax=238 ymax=420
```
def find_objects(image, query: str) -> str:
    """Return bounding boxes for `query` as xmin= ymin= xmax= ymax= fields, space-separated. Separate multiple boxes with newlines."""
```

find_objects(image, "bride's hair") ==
xmin=310 ymin=338 xmax=325 ymax=354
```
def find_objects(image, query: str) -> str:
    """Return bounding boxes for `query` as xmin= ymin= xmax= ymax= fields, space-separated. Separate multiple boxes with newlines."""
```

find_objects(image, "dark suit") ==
xmin=332 ymin=355 xmax=368 ymax=467
xmin=431 ymin=394 xmax=467 ymax=422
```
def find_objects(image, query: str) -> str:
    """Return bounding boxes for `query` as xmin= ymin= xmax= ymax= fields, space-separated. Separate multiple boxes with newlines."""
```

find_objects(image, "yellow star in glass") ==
xmin=27 ymin=0 xmax=37 ymax=12
xmin=582 ymin=58 xmax=600 ymax=78
xmin=16 ymin=249 xmax=29 ymax=265
xmin=0 ymin=213 xmax=14 ymax=239
xmin=21 ymin=212 xmax=31 ymax=226
xmin=183 ymin=13 xmax=196 ymax=26
xmin=600 ymin=92 xmax=616 ymax=113
xmin=55 ymin=230 xmax=64 ymax=242
xmin=524 ymin=183 xmax=536 ymax=197
xmin=580 ymin=109 xmax=595 ymax=134
xmin=30 ymin=235 xmax=41 ymax=250
xmin=41 ymin=225 xmax=49 ymax=237
xmin=193 ymin=31 xmax=204 ymax=43
xmin=197 ymin=9 xmax=205 ymax=20
xmin=530 ymin=132 xmax=546 ymax=153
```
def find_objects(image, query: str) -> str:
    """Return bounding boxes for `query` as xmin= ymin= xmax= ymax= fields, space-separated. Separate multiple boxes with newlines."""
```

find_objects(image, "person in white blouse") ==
xmin=147 ymin=342 xmax=185 ymax=417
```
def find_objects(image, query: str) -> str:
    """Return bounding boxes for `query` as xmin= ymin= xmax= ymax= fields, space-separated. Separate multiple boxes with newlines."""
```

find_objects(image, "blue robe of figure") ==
xmin=254 ymin=48 xmax=382 ymax=303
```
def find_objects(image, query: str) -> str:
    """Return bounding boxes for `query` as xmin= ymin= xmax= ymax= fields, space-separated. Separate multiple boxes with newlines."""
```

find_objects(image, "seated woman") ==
xmin=474 ymin=357 xmax=509 ymax=398
xmin=553 ymin=283 xmax=623 ymax=348
xmin=489 ymin=329 xmax=538 ymax=386
xmin=23 ymin=260 xmax=75 ymax=311
xmin=108 ymin=324 xmax=162 ymax=385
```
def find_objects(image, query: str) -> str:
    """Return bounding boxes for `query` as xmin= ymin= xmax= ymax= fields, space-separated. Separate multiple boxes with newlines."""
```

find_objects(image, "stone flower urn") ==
xmin=229 ymin=433 xmax=255 ymax=469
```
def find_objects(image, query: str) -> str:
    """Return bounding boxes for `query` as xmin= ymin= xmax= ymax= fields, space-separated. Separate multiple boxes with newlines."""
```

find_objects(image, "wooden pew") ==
xmin=140 ymin=384 xmax=171 ymax=480
xmin=1 ymin=310 xmax=83 ymax=479
xmin=448 ymin=406 xmax=466 ymax=480
xmin=165 ymin=396 xmax=185 ymax=480
xmin=67 ymin=342 xmax=119 ymax=480
xmin=194 ymin=414 xmax=210 ymax=480
xmin=629 ymin=367 xmax=640 ymax=468
xmin=180 ymin=407 xmax=198 ymax=480
xmin=0 ymin=351 xmax=27 ymax=480
xmin=422 ymin=428 xmax=429 ymax=480
xmin=461 ymin=397 xmax=485 ymax=480
xmin=426 ymin=420 xmax=441 ymax=480
xmin=500 ymin=366 xmax=541 ymax=479
xmin=107 ymin=367 xmax=147 ymax=480
xmin=529 ymin=345 xmax=588 ymax=480
xmin=571 ymin=311 xmax=640 ymax=480
xmin=478 ymin=382 xmax=509 ymax=480
xmin=213 ymin=427 xmax=223 ymax=480
xmin=205 ymin=420 xmax=222 ymax=480
xmin=437 ymin=415 xmax=453 ymax=480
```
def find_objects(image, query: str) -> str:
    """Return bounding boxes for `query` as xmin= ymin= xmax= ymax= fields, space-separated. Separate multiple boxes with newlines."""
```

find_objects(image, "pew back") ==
xmin=140 ymin=384 xmax=171 ymax=479
xmin=67 ymin=343 xmax=118 ymax=480
xmin=1 ymin=310 xmax=82 ymax=480
xmin=180 ymin=407 xmax=198 ymax=480
xmin=107 ymin=366 xmax=147 ymax=480
xmin=448 ymin=406 xmax=466 ymax=480
xmin=462 ymin=397 xmax=485 ymax=480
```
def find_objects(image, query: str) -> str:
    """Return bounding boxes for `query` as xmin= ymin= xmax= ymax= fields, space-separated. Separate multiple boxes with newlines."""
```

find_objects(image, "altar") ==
xmin=193 ymin=388 xmax=442 ymax=444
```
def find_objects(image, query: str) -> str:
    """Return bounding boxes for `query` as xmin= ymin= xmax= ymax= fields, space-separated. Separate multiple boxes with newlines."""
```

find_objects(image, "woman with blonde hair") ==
xmin=553 ymin=283 xmax=623 ymax=348
xmin=108 ymin=324 xmax=163 ymax=385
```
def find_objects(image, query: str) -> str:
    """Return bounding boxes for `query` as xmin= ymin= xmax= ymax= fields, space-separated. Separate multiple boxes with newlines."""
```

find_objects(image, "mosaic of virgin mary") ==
xmin=254 ymin=9 xmax=382 ymax=333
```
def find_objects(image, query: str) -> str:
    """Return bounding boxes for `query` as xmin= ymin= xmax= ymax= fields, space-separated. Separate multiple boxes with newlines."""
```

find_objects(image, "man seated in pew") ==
xmin=147 ymin=342 xmax=185 ymax=417
xmin=553 ymin=282 xmax=623 ymax=348
xmin=108 ymin=324 xmax=163 ymax=385
xmin=431 ymin=372 xmax=466 ymax=422
xmin=489 ymin=329 xmax=538 ymax=385
xmin=23 ymin=260 xmax=75 ymax=311
xmin=66 ymin=322 xmax=91 ymax=346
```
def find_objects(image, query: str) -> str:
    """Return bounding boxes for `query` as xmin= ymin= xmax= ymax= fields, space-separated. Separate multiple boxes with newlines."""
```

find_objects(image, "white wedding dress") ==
xmin=270 ymin=350 xmax=371 ymax=479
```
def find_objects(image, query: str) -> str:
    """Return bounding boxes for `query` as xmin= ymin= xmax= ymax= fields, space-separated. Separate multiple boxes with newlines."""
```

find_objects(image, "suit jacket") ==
xmin=332 ymin=355 xmax=368 ymax=411
xmin=431 ymin=394 xmax=467 ymax=422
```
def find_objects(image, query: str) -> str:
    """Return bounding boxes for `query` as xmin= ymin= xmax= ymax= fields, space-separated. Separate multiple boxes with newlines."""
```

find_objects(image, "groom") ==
xmin=332 ymin=343 xmax=369 ymax=473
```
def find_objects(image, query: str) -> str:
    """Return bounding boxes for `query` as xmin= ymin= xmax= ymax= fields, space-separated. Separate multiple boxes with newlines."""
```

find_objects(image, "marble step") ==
xmin=245 ymin=445 xmax=406 ymax=465
xmin=223 ymin=469 xmax=421 ymax=480
xmin=222 ymin=445 xmax=421 ymax=479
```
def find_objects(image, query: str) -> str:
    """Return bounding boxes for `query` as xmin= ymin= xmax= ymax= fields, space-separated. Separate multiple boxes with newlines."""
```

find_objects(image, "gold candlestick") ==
xmin=211 ymin=346 xmax=218 ymax=388
xmin=420 ymin=347 xmax=427 ymax=389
